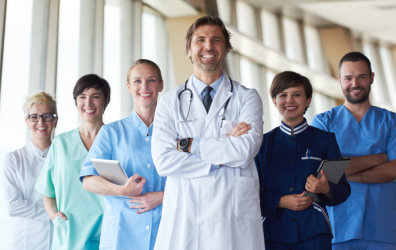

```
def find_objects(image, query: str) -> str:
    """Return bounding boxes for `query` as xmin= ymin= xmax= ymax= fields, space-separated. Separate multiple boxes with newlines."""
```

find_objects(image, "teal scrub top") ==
xmin=35 ymin=129 xmax=103 ymax=250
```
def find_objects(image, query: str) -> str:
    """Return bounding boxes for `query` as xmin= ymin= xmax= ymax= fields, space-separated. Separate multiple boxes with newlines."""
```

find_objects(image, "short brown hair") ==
xmin=185 ymin=16 xmax=232 ymax=53
xmin=73 ymin=74 xmax=111 ymax=108
xmin=270 ymin=71 xmax=313 ymax=99
xmin=338 ymin=51 xmax=372 ymax=74
xmin=126 ymin=59 xmax=163 ymax=83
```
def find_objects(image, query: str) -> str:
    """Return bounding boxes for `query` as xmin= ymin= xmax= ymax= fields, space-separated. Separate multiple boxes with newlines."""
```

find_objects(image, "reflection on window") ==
xmin=55 ymin=0 xmax=80 ymax=134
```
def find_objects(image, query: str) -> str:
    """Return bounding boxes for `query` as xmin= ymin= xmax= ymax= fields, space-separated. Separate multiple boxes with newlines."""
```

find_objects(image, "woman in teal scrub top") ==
xmin=35 ymin=74 xmax=111 ymax=249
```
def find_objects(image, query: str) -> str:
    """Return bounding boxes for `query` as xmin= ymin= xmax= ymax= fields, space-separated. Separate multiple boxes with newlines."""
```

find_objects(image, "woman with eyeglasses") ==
xmin=35 ymin=74 xmax=111 ymax=249
xmin=3 ymin=91 xmax=57 ymax=250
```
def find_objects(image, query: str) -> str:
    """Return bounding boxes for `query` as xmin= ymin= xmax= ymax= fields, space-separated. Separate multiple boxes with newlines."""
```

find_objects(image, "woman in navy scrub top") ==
xmin=255 ymin=71 xmax=350 ymax=250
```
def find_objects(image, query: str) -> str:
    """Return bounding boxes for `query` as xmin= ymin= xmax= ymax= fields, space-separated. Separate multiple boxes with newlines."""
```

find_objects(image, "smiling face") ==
xmin=339 ymin=60 xmax=373 ymax=105
xmin=75 ymin=88 xmax=106 ymax=123
xmin=127 ymin=64 xmax=163 ymax=111
xmin=187 ymin=25 xmax=228 ymax=77
xmin=26 ymin=103 xmax=57 ymax=144
xmin=273 ymin=86 xmax=311 ymax=127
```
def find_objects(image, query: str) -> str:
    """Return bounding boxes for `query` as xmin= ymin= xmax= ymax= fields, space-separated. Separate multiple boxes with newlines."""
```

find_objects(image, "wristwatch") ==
xmin=178 ymin=138 xmax=191 ymax=152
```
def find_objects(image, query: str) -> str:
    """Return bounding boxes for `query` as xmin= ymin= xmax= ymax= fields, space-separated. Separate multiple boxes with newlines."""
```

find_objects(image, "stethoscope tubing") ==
xmin=178 ymin=76 xmax=234 ymax=123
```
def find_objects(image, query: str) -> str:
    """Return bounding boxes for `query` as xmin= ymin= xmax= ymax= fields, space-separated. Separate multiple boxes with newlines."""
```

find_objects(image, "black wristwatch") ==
xmin=178 ymin=138 xmax=191 ymax=152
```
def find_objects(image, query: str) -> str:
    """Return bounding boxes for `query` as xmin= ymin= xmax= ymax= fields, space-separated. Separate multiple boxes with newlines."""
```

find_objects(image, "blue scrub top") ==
xmin=255 ymin=120 xmax=350 ymax=244
xmin=312 ymin=105 xmax=396 ymax=244
xmin=80 ymin=111 xmax=166 ymax=250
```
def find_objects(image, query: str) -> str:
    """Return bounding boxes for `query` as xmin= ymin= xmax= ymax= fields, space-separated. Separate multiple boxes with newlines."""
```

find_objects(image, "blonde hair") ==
xmin=23 ymin=91 xmax=57 ymax=118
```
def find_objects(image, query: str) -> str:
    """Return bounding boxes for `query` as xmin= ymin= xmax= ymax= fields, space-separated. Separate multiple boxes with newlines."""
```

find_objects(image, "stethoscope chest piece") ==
xmin=218 ymin=107 xmax=225 ymax=117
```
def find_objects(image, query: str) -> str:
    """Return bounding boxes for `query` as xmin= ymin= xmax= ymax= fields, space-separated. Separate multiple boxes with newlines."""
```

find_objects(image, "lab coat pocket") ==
xmin=52 ymin=216 xmax=70 ymax=247
xmin=234 ymin=177 xmax=261 ymax=220
xmin=220 ymin=120 xmax=238 ymax=137
xmin=100 ymin=215 xmax=120 ymax=249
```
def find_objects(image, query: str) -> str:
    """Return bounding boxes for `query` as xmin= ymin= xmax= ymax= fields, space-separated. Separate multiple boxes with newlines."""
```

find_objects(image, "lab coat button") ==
xmin=147 ymin=163 xmax=151 ymax=168
xmin=146 ymin=225 xmax=150 ymax=230
xmin=202 ymin=194 xmax=207 ymax=200
xmin=145 ymin=138 xmax=149 ymax=142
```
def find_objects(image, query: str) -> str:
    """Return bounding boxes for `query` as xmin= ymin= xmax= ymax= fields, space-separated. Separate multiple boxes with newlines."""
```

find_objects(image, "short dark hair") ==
xmin=338 ymin=51 xmax=372 ymax=74
xmin=185 ymin=16 xmax=232 ymax=53
xmin=73 ymin=74 xmax=111 ymax=107
xmin=126 ymin=59 xmax=163 ymax=83
xmin=270 ymin=71 xmax=313 ymax=99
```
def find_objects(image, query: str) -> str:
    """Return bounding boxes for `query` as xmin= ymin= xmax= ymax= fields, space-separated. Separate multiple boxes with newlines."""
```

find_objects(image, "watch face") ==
xmin=180 ymin=138 xmax=189 ymax=147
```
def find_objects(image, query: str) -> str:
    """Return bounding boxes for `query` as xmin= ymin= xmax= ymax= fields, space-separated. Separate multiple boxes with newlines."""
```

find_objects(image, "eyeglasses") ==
xmin=27 ymin=113 xmax=57 ymax=122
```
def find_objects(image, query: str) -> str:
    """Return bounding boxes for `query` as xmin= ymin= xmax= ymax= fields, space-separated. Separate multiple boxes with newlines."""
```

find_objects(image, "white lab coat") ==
xmin=152 ymin=74 xmax=265 ymax=250
xmin=2 ymin=141 xmax=52 ymax=250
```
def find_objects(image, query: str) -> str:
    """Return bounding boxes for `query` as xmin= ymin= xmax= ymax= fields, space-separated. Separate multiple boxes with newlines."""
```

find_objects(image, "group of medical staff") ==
xmin=2 ymin=15 xmax=396 ymax=250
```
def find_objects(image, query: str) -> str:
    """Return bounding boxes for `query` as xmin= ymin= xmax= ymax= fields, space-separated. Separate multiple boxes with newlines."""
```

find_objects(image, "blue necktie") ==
xmin=202 ymin=86 xmax=213 ymax=113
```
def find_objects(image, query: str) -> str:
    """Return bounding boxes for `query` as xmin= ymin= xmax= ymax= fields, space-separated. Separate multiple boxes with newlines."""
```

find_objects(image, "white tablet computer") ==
xmin=91 ymin=159 xmax=128 ymax=185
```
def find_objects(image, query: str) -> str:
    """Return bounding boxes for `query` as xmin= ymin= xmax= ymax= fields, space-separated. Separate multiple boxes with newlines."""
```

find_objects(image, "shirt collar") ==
xmin=131 ymin=110 xmax=153 ymax=136
xmin=280 ymin=119 xmax=308 ymax=136
xmin=27 ymin=140 xmax=49 ymax=158
xmin=192 ymin=73 xmax=224 ymax=98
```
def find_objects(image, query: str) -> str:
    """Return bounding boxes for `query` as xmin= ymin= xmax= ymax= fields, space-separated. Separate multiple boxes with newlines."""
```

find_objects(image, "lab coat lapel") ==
xmin=205 ymin=77 xmax=232 ymax=129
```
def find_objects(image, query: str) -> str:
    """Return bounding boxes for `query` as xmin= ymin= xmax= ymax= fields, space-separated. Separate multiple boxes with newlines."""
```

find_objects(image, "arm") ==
xmin=199 ymin=88 xmax=263 ymax=167
xmin=2 ymin=153 xmax=45 ymax=219
xmin=345 ymin=153 xmax=388 ymax=176
xmin=152 ymin=95 xmax=213 ymax=178
xmin=43 ymin=196 xmax=67 ymax=221
xmin=347 ymin=158 xmax=396 ymax=183
xmin=82 ymin=174 xmax=145 ymax=197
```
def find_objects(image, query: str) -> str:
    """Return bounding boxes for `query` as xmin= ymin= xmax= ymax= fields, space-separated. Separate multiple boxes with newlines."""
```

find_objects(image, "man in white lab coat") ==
xmin=152 ymin=16 xmax=265 ymax=250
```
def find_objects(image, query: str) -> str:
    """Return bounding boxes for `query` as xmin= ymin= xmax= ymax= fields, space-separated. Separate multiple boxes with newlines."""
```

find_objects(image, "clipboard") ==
xmin=91 ymin=159 xmax=128 ymax=185
xmin=305 ymin=158 xmax=350 ymax=201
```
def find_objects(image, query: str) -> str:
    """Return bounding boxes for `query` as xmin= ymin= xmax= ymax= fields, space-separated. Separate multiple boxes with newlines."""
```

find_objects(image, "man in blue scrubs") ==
xmin=312 ymin=51 xmax=396 ymax=249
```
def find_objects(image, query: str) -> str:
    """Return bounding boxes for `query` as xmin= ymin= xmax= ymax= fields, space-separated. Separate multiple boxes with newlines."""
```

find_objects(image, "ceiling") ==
xmin=244 ymin=0 xmax=396 ymax=45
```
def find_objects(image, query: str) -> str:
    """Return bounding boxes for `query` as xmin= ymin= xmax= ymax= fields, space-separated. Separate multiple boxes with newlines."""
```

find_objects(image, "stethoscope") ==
xmin=177 ymin=76 xmax=234 ymax=123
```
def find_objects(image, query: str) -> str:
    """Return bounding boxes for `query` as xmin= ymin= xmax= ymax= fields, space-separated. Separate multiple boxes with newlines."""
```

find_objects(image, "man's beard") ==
xmin=345 ymin=86 xmax=370 ymax=104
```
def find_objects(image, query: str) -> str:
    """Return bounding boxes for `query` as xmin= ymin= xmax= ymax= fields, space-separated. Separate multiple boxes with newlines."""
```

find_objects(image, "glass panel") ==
xmin=236 ymin=1 xmax=257 ymax=39
xmin=103 ymin=0 xmax=123 ymax=122
xmin=0 ymin=0 xmax=33 ymax=247
xmin=260 ymin=9 xmax=281 ymax=51
xmin=142 ymin=10 xmax=172 ymax=91
xmin=55 ymin=0 xmax=81 ymax=134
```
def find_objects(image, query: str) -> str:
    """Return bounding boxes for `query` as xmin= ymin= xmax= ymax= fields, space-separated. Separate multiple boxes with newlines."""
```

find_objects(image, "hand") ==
xmin=122 ymin=174 xmax=146 ymax=197
xmin=278 ymin=192 xmax=313 ymax=211
xmin=229 ymin=122 xmax=251 ymax=137
xmin=52 ymin=211 xmax=67 ymax=221
xmin=130 ymin=191 xmax=164 ymax=214
xmin=305 ymin=170 xmax=331 ymax=197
